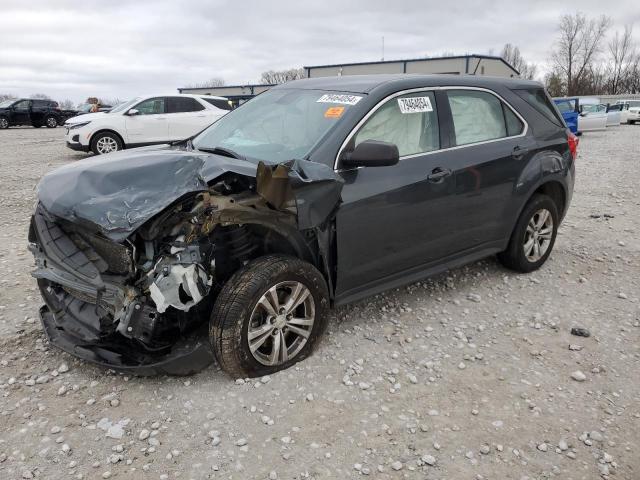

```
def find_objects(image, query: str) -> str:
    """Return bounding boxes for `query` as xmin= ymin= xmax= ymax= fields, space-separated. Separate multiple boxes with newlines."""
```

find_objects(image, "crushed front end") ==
xmin=28 ymin=201 xmax=217 ymax=375
xmin=28 ymin=148 xmax=343 ymax=376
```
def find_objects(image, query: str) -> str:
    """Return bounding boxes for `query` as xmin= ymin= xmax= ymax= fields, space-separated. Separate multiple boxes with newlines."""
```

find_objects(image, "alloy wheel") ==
xmin=46 ymin=117 xmax=57 ymax=128
xmin=523 ymin=208 xmax=553 ymax=262
xmin=0 ymin=118 xmax=8 ymax=129
xmin=248 ymin=281 xmax=315 ymax=366
xmin=96 ymin=136 xmax=118 ymax=154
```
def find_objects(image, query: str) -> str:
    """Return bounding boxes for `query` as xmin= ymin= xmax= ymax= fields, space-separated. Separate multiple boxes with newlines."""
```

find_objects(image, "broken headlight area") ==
xmin=29 ymin=200 xmax=222 ymax=375
xmin=28 ymin=181 xmax=292 ymax=374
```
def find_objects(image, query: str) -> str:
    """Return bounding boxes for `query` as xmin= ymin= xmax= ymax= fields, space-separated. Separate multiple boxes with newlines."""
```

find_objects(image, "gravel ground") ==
xmin=0 ymin=126 xmax=638 ymax=480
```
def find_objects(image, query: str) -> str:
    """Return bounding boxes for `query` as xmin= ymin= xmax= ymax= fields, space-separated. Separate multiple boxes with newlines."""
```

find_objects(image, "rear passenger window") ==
xmin=447 ymin=90 xmax=507 ymax=145
xmin=354 ymin=91 xmax=439 ymax=157
xmin=202 ymin=97 xmax=233 ymax=111
xmin=167 ymin=97 xmax=205 ymax=113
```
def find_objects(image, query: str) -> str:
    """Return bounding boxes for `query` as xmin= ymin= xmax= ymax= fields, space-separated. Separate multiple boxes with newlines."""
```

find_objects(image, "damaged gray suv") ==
xmin=29 ymin=75 xmax=576 ymax=377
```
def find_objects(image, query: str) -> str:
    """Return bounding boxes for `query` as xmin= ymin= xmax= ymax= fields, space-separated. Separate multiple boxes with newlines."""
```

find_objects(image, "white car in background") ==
xmin=64 ymin=94 xmax=232 ymax=155
xmin=616 ymin=100 xmax=640 ymax=124
xmin=577 ymin=104 xmax=607 ymax=132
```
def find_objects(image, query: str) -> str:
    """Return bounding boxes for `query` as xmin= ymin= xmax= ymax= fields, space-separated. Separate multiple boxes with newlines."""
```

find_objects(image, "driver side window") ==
xmin=134 ymin=98 xmax=165 ymax=115
xmin=353 ymin=91 xmax=440 ymax=157
xmin=13 ymin=100 xmax=30 ymax=111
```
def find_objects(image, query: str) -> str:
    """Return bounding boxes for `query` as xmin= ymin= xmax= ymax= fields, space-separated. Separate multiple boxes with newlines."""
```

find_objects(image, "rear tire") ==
xmin=45 ymin=116 xmax=58 ymax=128
xmin=90 ymin=131 xmax=123 ymax=155
xmin=210 ymin=255 xmax=329 ymax=378
xmin=0 ymin=117 xmax=8 ymax=129
xmin=498 ymin=194 xmax=559 ymax=273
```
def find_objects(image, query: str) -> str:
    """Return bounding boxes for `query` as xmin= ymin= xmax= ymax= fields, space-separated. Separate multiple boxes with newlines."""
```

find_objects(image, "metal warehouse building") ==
xmin=178 ymin=54 xmax=519 ymax=106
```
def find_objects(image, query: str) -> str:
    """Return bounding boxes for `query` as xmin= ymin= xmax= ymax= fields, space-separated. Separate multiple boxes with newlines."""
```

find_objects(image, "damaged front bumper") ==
xmin=29 ymin=205 xmax=214 ymax=375
xmin=38 ymin=303 xmax=213 ymax=376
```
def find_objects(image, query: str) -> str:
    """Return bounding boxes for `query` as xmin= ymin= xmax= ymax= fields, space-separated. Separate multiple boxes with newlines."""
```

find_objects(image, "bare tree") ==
xmin=551 ymin=12 xmax=610 ymax=95
xmin=0 ymin=93 xmax=17 ymax=102
xmin=260 ymin=68 xmax=305 ymax=85
xmin=624 ymin=53 xmax=640 ymax=93
xmin=185 ymin=78 xmax=226 ymax=89
xmin=544 ymin=71 xmax=565 ymax=97
xmin=58 ymin=99 xmax=75 ymax=110
xmin=606 ymin=26 xmax=636 ymax=94
xmin=30 ymin=93 xmax=51 ymax=100
xmin=501 ymin=43 xmax=538 ymax=80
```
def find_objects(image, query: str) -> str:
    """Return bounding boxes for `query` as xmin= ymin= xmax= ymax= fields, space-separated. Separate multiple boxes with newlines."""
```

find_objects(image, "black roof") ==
xmin=304 ymin=54 xmax=519 ymax=75
xmin=274 ymin=74 xmax=542 ymax=95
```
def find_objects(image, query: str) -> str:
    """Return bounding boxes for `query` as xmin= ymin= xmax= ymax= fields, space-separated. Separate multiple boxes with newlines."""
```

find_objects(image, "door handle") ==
xmin=427 ymin=167 xmax=452 ymax=183
xmin=196 ymin=114 xmax=206 ymax=117
xmin=512 ymin=145 xmax=530 ymax=159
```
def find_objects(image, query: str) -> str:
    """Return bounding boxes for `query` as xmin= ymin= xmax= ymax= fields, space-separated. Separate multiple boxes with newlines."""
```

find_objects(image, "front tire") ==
xmin=498 ymin=194 xmax=559 ymax=273
xmin=45 ymin=116 xmax=58 ymax=128
xmin=210 ymin=255 xmax=329 ymax=378
xmin=91 ymin=132 xmax=123 ymax=155
xmin=0 ymin=117 xmax=8 ymax=129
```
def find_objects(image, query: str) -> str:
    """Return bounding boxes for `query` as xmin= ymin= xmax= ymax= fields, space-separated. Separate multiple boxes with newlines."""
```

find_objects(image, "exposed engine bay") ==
xmin=28 ymin=149 xmax=343 ymax=375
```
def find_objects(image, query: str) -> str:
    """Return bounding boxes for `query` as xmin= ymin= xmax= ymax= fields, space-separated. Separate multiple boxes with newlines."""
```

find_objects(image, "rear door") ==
xmin=124 ymin=97 xmax=169 ymax=144
xmin=11 ymin=99 xmax=31 ymax=125
xmin=29 ymin=100 xmax=48 ymax=125
xmin=166 ymin=96 xmax=210 ymax=140
xmin=439 ymin=88 xmax=529 ymax=248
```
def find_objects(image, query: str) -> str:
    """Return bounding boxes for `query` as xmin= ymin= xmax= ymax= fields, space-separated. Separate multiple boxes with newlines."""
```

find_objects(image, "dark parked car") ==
xmin=28 ymin=75 xmax=577 ymax=377
xmin=0 ymin=98 xmax=77 ymax=129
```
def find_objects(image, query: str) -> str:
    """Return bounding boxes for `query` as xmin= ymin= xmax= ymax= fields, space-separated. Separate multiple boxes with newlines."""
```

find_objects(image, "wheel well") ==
xmin=533 ymin=181 xmax=565 ymax=216
xmin=90 ymin=129 xmax=125 ymax=148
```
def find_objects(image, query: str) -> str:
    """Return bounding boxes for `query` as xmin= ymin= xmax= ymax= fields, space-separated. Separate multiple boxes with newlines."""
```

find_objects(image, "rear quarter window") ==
xmin=514 ymin=88 xmax=564 ymax=127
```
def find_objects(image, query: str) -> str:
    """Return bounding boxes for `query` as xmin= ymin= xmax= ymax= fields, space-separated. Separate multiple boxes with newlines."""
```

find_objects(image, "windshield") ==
xmin=110 ymin=98 xmax=140 ymax=114
xmin=628 ymin=100 xmax=640 ymax=108
xmin=192 ymin=89 xmax=363 ymax=162
xmin=0 ymin=99 xmax=16 ymax=108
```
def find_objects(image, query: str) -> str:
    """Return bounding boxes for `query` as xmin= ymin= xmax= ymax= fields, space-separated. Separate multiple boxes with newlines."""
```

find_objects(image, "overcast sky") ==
xmin=1 ymin=0 xmax=638 ymax=104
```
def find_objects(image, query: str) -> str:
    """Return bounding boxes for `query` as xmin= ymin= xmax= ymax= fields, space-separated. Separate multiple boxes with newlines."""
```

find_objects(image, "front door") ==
xmin=124 ymin=97 xmax=169 ymax=144
xmin=11 ymin=100 xmax=31 ymax=125
xmin=335 ymin=90 xmax=458 ymax=300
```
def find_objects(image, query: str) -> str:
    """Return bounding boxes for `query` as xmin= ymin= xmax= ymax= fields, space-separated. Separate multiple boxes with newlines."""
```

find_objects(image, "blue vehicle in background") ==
xmin=553 ymin=97 xmax=579 ymax=134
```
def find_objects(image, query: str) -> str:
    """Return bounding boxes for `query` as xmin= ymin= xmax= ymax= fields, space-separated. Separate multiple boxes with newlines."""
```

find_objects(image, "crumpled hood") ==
xmin=36 ymin=146 xmax=343 ymax=241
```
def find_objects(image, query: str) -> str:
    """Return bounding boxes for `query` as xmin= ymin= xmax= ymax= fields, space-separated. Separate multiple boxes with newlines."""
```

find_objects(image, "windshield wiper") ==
xmin=196 ymin=146 xmax=245 ymax=160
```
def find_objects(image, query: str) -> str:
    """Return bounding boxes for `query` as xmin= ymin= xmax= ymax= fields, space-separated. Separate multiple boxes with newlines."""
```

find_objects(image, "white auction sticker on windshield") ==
xmin=317 ymin=94 xmax=362 ymax=105
xmin=397 ymin=96 xmax=433 ymax=113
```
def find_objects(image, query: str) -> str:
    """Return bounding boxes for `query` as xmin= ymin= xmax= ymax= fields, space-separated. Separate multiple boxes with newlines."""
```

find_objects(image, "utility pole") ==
xmin=382 ymin=36 xmax=385 ymax=61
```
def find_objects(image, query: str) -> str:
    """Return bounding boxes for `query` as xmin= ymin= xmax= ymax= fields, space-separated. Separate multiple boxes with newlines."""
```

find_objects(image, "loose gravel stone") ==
xmin=571 ymin=371 xmax=587 ymax=382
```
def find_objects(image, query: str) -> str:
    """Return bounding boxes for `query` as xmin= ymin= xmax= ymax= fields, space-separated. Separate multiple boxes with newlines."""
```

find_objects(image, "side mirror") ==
xmin=341 ymin=140 xmax=399 ymax=168
xmin=127 ymin=108 xmax=139 ymax=116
